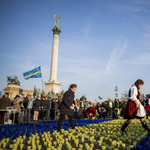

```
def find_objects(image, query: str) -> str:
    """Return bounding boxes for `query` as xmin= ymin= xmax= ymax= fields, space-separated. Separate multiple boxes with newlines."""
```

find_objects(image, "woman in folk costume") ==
xmin=121 ymin=79 xmax=150 ymax=133
xmin=145 ymin=95 xmax=150 ymax=119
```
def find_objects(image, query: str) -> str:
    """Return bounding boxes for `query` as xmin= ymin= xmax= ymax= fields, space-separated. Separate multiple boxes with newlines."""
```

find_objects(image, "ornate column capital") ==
xmin=51 ymin=27 xmax=62 ymax=35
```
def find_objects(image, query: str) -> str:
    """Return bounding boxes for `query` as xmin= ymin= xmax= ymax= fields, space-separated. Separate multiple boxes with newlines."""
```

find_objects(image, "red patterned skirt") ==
xmin=124 ymin=100 xmax=138 ymax=119
xmin=145 ymin=104 xmax=150 ymax=113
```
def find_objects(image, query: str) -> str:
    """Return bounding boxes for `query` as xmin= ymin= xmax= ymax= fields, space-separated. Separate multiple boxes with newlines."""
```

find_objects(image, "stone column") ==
xmin=49 ymin=27 xmax=61 ymax=82
xmin=44 ymin=27 xmax=62 ymax=94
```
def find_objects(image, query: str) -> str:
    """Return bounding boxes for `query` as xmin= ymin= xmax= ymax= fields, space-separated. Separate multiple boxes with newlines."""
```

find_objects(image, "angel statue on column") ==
xmin=54 ymin=13 xmax=61 ymax=28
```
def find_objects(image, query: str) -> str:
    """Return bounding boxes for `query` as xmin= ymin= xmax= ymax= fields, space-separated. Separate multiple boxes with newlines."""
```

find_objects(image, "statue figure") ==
xmin=54 ymin=13 xmax=61 ymax=28
xmin=7 ymin=76 xmax=20 ymax=85
xmin=47 ymin=91 xmax=51 ymax=98
xmin=60 ymin=90 xmax=64 ymax=98
xmin=33 ymin=86 xmax=39 ymax=100
xmin=7 ymin=76 xmax=13 ymax=83
xmin=41 ymin=91 xmax=46 ymax=99
xmin=13 ymin=76 xmax=20 ymax=84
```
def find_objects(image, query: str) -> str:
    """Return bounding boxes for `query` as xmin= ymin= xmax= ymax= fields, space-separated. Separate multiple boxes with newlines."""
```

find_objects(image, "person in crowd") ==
xmin=46 ymin=97 xmax=52 ymax=120
xmin=117 ymin=99 xmax=120 ymax=107
xmin=104 ymin=102 xmax=109 ymax=116
xmin=52 ymin=99 xmax=59 ymax=120
xmin=23 ymin=94 xmax=31 ymax=122
xmin=85 ymin=105 xmax=96 ymax=119
xmin=84 ymin=101 xmax=88 ymax=110
xmin=112 ymin=106 xmax=122 ymax=119
xmin=40 ymin=96 xmax=47 ymax=121
xmin=80 ymin=98 xmax=84 ymax=109
xmin=18 ymin=97 xmax=25 ymax=122
xmin=97 ymin=106 xmax=107 ymax=119
xmin=145 ymin=95 xmax=150 ymax=119
xmin=122 ymin=79 xmax=150 ymax=133
xmin=58 ymin=97 xmax=63 ymax=109
xmin=113 ymin=99 xmax=118 ymax=110
xmin=0 ymin=93 xmax=11 ymax=109
xmin=77 ymin=107 xmax=84 ymax=119
xmin=76 ymin=99 xmax=80 ymax=107
xmin=120 ymin=100 xmax=127 ymax=117
xmin=33 ymin=96 xmax=41 ymax=121
xmin=108 ymin=100 xmax=113 ymax=116
xmin=13 ymin=95 xmax=21 ymax=123
xmin=96 ymin=102 xmax=101 ymax=109
xmin=73 ymin=100 xmax=79 ymax=119
xmin=0 ymin=93 xmax=11 ymax=124
xmin=58 ymin=84 xmax=77 ymax=132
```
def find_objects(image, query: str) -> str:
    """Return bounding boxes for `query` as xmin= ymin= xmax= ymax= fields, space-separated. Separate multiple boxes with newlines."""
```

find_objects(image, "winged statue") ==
xmin=54 ymin=13 xmax=61 ymax=28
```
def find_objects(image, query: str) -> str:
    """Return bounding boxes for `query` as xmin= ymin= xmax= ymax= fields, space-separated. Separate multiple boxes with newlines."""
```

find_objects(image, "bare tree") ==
xmin=120 ymin=91 xmax=128 ymax=101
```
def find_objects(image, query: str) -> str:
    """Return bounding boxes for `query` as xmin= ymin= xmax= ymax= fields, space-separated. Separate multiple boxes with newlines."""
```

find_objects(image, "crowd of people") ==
xmin=0 ymin=82 xmax=150 ymax=125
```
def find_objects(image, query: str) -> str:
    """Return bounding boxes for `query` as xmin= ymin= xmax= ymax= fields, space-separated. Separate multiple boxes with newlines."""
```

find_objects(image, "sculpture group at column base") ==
xmin=44 ymin=81 xmax=61 ymax=94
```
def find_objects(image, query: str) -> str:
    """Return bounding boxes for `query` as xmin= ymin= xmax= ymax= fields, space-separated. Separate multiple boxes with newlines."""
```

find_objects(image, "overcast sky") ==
xmin=0 ymin=0 xmax=150 ymax=102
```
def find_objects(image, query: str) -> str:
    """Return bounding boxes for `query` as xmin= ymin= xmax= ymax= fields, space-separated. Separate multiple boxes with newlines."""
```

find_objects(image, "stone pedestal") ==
xmin=44 ymin=81 xmax=61 ymax=94
xmin=4 ymin=84 xmax=20 ymax=99
xmin=44 ymin=27 xmax=62 ymax=94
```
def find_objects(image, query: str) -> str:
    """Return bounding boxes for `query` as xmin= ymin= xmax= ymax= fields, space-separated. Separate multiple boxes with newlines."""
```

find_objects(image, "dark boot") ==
xmin=121 ymin=122 xmax=129 ymax=134
xmin=141 ymin=120 xmax=150 ymax=132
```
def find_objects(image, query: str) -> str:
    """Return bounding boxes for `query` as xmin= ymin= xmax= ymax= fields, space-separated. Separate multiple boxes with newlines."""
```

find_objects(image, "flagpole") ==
xmin=40 ymin=66 xmax=44 ymax=91
xmin=41 ymin=77 xmax=44 ymax=91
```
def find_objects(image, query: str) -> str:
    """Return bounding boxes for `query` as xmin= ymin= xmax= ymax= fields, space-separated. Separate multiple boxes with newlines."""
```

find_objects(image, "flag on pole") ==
xmin=23 ymin=66 xmax=42 ymax=80
xmin=0 ymin=90 xmax=4 ymax=96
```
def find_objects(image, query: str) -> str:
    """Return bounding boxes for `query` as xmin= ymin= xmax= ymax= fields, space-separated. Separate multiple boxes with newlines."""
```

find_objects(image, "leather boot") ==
xmin=121 ymin=122 xmax=129 ymax=134
xmin=141 ymin=120 xmax=150 ymax=132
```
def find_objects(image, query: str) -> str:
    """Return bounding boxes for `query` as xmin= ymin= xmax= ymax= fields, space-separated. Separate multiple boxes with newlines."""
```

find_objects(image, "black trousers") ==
xmin=58 ymin=114 xmax=75 ymax=132
xmin=40 ymin=110 xmax=46 ymax=120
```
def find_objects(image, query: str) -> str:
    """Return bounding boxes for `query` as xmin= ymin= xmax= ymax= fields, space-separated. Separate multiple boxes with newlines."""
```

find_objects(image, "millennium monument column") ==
xmin=44 ymin=13 xmax=62 ymax=94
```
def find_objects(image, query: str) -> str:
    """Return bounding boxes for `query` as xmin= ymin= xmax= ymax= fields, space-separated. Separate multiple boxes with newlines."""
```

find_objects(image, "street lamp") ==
xmin=114 ymin=86 xmax=118 ymax=99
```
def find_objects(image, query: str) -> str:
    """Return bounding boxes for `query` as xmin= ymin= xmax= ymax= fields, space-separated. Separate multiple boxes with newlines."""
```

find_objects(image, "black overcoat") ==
xmin=60 ymin=89 xmax=74 ymax=116
xmin=0 ymin=96 xmax=11 ymax=109
xmin=32 ymin=99 xmax=41 ymax=109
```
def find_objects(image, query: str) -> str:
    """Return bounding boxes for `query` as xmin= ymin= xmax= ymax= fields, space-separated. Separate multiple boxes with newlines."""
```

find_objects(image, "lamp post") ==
xmin=114 ymin=86 xmax=118 ymax=99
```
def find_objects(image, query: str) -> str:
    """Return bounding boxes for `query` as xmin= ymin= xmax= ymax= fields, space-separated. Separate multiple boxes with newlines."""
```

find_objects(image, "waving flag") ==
xmin=23 ymin=66 xmax=42 ymax=80
xmin=0 ymin=90 xmax=4 ymax=96
xmin=98 ymin=96 xmax=103 ymax=100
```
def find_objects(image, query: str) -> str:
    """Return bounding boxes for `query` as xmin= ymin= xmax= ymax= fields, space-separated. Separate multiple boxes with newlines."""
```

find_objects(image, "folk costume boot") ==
xmin=141 ymin=120 xmax=150 ymax=132
xmin=121 ymin=122 xmax=129 ymax=134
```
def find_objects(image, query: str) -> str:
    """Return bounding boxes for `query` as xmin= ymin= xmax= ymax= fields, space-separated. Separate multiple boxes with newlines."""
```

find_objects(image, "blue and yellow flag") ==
xmin=23 ymin=66 xmax=42 ymax=80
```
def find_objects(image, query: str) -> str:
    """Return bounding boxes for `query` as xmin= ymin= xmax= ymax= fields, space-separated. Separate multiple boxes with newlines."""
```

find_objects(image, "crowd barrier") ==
xmin=0 ymin=108 xmax=59 ymax=124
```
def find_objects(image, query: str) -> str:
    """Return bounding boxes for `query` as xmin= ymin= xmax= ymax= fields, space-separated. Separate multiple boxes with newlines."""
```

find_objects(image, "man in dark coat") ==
xmin=46 ymin=97 xmax=52 ymax=120
xmin=40 ymin=97 xmax=47 ymax=120
xmin=23 ymin=94 xmax=31 ymax=122
xmin=58 ymin=84 xmax=77 ymax=132
xmin=52 ymin=99 xmax=59 ymax=120
xmin=0 ymin=93 xmax=11 ymax=124
xmin=33 ymin=96 xmax=41 ymax=121
xmin=0 ymin=93 xmax=11 ymax=109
